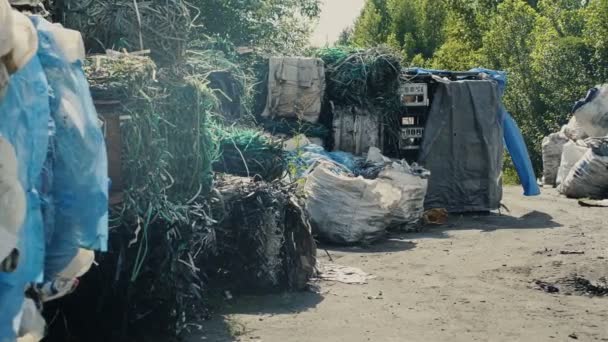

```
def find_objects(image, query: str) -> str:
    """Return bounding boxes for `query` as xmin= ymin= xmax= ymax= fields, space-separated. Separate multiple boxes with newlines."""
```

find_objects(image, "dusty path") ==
xmin=195 ymin=186 xmax=608 ymax=342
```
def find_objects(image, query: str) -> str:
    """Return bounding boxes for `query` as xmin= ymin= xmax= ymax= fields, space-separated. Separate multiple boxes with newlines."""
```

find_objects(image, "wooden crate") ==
xmin=97 ymin=102 xmax=124 ymax=205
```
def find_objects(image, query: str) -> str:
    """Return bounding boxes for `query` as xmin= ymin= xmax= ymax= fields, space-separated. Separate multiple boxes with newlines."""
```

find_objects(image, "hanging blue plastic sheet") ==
xmin=32 ymin=17 xmax=109 ymax=280
xmin=0 ymin=55 xmax=50 ymax=342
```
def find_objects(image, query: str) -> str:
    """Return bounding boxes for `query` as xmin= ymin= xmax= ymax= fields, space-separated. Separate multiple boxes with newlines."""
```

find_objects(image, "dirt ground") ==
xmin=194 ymin=186 xmax=608 ymax=342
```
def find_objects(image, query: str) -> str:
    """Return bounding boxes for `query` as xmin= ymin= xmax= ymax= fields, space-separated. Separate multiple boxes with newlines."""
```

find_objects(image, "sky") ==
xmin=310 ymin=0 xmax=366 ymax=47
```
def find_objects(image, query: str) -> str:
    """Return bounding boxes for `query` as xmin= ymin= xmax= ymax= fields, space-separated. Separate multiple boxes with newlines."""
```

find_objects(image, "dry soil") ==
xmin=194 ymin=186 xmax=608 ymax=342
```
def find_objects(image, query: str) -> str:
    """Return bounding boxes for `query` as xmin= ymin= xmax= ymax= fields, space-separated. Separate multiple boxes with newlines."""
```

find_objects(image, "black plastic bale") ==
xmin=203 ymin=176 xmax=316 ymax=294
xmin=315 ymin=46 xmax=401 ymax=107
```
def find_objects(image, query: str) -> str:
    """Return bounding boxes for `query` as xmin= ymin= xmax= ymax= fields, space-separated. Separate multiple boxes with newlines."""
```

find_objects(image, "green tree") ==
xmin=352 ymin=0 xmax=390 ymax=46
xmin=337 ymin=26 xmax=354 ymax=46
xmin=194 ymin=0 xmax=321 ymax=53
xmin=531 ymin=7 xmax=594 ymax=132
xmin=583 ymin=0 xmax=608 ymax=80
xmin=481 ymin=0 xmax=546 ymax=166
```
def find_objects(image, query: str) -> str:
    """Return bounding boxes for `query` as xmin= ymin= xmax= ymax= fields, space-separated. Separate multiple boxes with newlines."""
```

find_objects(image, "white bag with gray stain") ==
xmin=304 ymin=159 xmax=428 ymax=245
xmin=562 ymin=116 xmax=588 ymax=141
xmin=572 ymin=85 xmax=608 ymax=138
xmin=542 ymin=132 xmax=568 ymax=186
xmin=556 ymin=141 xmax=589 ymax=186
xmin=560 ymin=138 xmax=608 ymax=199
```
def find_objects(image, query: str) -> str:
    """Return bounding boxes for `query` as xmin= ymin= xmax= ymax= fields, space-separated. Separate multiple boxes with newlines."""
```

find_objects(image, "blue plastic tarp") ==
xmin=286 ymin=144 xmax=357 ymax=178
xmin=32 ymin=17 xmax=109 ymax=280
xmin=0 ymin=54 xmax=50 ymax=342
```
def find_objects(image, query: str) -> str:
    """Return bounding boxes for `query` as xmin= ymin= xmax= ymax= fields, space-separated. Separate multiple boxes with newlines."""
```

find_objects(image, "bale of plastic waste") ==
xmin=542 ymin=132 xmax=568 ymax=186
xmin=304 ymin=157 xmax=429 ymax=245
xmin=204 ymin=176 xmax=316 ymax=292
xmin=572 ymin=85 xmax=608 ymax=138
xmin=559 ymin=138 xmax=608 ymax=199
xmin=556 ymin=141 xmax=589 ymax=186
xmin=261 ymin=57 xmax=325 ymax=123
xmin=213 ymin=126 xmax=285 ymax=181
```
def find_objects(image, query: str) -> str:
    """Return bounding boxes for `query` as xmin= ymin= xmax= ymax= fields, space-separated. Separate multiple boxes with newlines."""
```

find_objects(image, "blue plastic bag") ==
xmin=286 ymin=144 xmax=359 ymax=177
xmin=0 ymin=55 xmax=50 ymax=342
xmin=32 ymin=17 xmax=109 ymax=280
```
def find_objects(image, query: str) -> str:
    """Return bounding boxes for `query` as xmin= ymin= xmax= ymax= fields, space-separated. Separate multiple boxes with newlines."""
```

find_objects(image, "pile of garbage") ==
xmin=0 ymin=7 xmax=108 ymax=342
xmin=204 ymin=176 xmax=316 ymax=292
xmin=284 ymin=137 xmax=429 ymax=245
xmin=542 ymin=85 xmax=608 ymax=199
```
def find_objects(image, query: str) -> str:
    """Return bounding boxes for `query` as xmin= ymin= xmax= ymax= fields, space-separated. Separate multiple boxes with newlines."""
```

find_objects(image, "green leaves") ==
xmin=191 ymin=0 xmax=321 ymax=54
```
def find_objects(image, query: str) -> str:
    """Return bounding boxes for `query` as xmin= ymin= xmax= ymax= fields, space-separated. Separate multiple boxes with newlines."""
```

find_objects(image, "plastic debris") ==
xmin=317 ymin=263 xmax=374 ymax=285
xmin=304 ymin=151 xmax=429 ymax=245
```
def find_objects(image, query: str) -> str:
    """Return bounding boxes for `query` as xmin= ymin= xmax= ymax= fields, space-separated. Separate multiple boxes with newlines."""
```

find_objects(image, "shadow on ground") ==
xmin=321 ymin=239 xmax=417 ymax=254
xmin=187 ymin=210 xmax=561 ymax=341
xmin=188 ymin=292 xmax=324 ymax=341
xmin=409 ymin=210 xmax=562 ymax=239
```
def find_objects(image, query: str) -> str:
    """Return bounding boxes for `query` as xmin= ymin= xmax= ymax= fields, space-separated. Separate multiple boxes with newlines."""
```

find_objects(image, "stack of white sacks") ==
xmin=542 ymin=85 xmax=608 ymax=198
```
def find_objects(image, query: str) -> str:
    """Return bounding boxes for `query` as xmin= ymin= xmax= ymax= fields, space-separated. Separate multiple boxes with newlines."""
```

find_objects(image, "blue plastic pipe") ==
xmin=503 ymin=112 xmax=541 ymax=196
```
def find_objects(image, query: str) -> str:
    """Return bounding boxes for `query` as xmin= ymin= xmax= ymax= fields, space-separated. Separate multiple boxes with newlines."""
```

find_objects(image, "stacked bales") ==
xmin=314 ymin=46 xmax=402 ymax=155
xmin=213 ymin=126 xmax=285 ymax=181
xmin=56 ymin=50 xmax=222 ymax=339
xmin=47 ymin=46 xmax=306 ymax=341
xmin=204 ymin=175 xmax=316 ymax=293
xmin=315 ymin=46 xmax=401 ymax=107
xmin=61 ymin=0 xmax=193 ymax=64
xmin=261 ymin=117 xmax=330 ymax=140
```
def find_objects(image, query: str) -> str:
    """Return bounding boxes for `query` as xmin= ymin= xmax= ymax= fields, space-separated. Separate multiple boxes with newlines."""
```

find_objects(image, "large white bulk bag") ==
xmin=541 ymin=132 xmax=568 ymax=186
xmin=261 ymin=57 xmax=325 ymax=123
xmin=0 ymin=137 xmax=26 ymax=264
xmin=573 ymin=85 xmax=608 ymax=138
xmin=304 ymin=160 xmax=428 ymax=245
xmin=556 ymin=140 xmax=589 ymax=186
xmin=560 ymin=139 xmax=608 ymax=199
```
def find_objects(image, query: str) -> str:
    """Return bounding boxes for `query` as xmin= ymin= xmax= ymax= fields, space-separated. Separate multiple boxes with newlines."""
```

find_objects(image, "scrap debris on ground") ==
xmin=315 ymin=263 xmax=375 ymax=285
xmin=201 ymin=187 xmax=608 ymax=342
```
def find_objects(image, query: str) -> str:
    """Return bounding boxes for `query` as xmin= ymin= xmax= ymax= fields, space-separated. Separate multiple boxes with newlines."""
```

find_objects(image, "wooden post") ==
xmin=97 ymin=104 xmax=124 ymax=205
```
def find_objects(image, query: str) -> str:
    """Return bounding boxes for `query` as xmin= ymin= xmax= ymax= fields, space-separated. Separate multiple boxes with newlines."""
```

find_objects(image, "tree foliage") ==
xmin=193 ymin=0 xmax=321 ymax=54
xmin=352 ymin=0 xmax=607 ymax=171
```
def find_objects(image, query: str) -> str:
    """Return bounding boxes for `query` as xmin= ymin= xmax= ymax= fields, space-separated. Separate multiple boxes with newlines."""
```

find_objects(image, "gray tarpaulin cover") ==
xmin=419 ymin=80 xmax=504 ymax=212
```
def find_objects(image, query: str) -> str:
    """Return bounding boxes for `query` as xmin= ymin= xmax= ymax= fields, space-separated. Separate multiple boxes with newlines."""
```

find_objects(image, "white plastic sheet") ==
xmin=561 ymin=116 xmax=588 ymax=141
